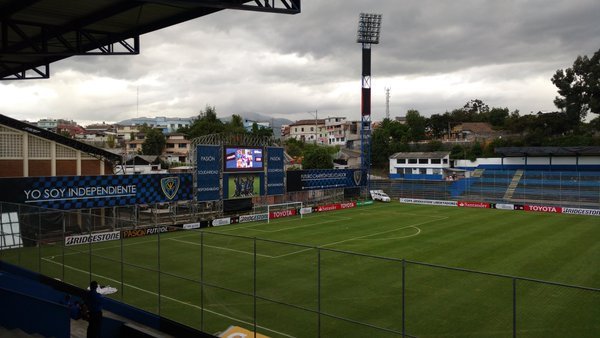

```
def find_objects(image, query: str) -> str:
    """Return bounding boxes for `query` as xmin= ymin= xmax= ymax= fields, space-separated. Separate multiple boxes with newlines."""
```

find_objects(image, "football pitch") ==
xmin=8 ymin=203 xmax=600 ymax=337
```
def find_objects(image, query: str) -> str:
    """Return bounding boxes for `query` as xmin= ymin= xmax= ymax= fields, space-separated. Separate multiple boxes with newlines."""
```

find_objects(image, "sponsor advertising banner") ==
xmin=300 ymin=207 xmax=313 ymax=215
xmin=121 ymin=226 xmax=174 ymax=239
xmin=224 ymin=173 xmax=264 ymax=199
xmin=314 ymin=202 xmax=357 ymax=213
xmin=269 ymin=209 xmax=297 ymax=219
xmin=492 ymin=203 xmax=515 ymax=210
xmin=399 ymin=198 xmax=458 ymax=207
xmin=524 ymin=205 xmax=563 ymax=213
xmin=458 ymin=201 xmax=491 ymax=208
xmin=183 ymin=222 xmax=201 ymax=230
xmin=562 ymin=207 xmax=600 ymax=216
xmin=286 ymin=169 xmax=365 ymax=192
xmin=239 ymin=213 xmax=269 ymax=223
xmin=266 ymin=147 xmax=285 ymax=196
xmin=357 ymin=200 xmax=374 ymax=206
xmin=196 ymin=145 xmax=222 ymax=202
xmin=212 ymin=217 xmax=232 ymax=227
xmin=65 ymin=231 xmax=121 ymax=246
xmin=0 ymin=174 xmax=192 ymax=210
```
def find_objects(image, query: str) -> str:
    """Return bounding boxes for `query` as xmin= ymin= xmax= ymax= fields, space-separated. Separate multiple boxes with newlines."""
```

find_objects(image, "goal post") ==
xmin=267 ymin=201 xmax=304 ymax=223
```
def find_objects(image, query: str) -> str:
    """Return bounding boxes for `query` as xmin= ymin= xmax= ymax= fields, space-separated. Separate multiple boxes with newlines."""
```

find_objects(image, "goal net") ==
xmin=266 ymin=201 xmax=304 ymax=223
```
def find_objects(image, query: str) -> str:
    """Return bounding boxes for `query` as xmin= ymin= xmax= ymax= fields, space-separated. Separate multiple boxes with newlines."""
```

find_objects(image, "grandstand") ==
xmin=378 ymin=146 xmax=600 ymax=209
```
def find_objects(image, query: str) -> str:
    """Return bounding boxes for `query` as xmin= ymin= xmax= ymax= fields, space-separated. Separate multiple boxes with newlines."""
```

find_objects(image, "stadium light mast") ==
xmin=357 ymin=13 xmax=382 ymax=197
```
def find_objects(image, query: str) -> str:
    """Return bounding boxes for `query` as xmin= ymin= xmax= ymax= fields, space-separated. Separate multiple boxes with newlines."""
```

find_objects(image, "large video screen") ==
xmin=225 ymin=173 xmax=263 ymax=199
xmin=224 ymin=147 xmax=263 ymax=171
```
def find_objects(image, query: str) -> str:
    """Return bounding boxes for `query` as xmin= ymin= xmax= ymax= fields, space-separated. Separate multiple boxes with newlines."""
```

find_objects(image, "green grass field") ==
xmin=3 ymin=203 xmax=599 ymax=337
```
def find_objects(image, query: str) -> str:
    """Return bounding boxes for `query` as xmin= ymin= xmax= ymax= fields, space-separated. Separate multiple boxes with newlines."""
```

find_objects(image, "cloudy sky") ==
xmin=1 ymin=0 xmax=599 ymax=125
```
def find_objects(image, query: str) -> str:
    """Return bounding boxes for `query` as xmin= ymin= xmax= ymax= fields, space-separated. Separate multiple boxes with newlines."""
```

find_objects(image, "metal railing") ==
xmin=372 ymin=170 xmax=600 ymax=209
xmin=1 ymin=202 xmax=599 ymax=337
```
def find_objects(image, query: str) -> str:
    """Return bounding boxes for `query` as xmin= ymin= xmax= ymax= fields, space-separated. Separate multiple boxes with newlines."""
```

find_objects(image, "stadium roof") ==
xmin=495 ymin=147 xmax=600 ymax=157
xmin=389 ymin=152 xmax=450 ymax=159
xmin=0 ymin=0 xmax=300 ymax=80
xmin=0 ymin=113 xmax=122 ymax=162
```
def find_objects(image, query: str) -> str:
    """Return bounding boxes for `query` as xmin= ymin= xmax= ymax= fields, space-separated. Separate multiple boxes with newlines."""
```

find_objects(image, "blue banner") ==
xmin=266 ymin=147 xmax=285 ymax=195
xmin=0 ymin=174 xmax=193 ymax=209
xmin=196 ymin=145 xmax=221 ymax=202
xmin=286 ymin=169 xmax=365 ymax=192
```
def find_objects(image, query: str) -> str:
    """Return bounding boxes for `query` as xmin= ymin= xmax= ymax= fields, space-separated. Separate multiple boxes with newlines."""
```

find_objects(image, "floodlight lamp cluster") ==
xmin=356 ymin=13 xmax=382 ymax=44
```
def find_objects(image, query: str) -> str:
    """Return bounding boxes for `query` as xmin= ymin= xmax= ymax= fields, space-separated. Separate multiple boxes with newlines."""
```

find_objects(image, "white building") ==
xmin=124 ymin=116 xmax=194 ymax=134
xmin=325 ymin=117 xmax=360 ymax=147
xmin=389 ymin=152 xmax=451 ymax=180
xmin=288 ymin=119 xmax=326 ymax=144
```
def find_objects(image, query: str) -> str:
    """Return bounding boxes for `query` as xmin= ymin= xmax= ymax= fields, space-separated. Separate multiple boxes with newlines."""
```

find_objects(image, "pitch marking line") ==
xmin=169 ymin=238 xmax=313 ymax=259
xmin=169 ymin=238 xmax=274 ymax=258
xmin=41 ymin=257 xmax=295 ymax=338
xmin=320 ymin=216 xmax=447 ymax=248
xmin=354 ymin=226 xmax=421 ymax=241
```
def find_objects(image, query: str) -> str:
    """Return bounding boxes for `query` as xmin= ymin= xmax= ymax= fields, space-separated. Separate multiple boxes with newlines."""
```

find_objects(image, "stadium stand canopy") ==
xmin=495 ymin=146 xmax=600 ymax=157
xmin=0 ymin=113 xmax=121 ymax=163
xmin=0 ymin=0 xmax=300 ymax=80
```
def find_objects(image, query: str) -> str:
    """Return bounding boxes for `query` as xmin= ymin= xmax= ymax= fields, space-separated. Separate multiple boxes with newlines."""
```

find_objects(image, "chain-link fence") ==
xmin=372 ymin=170 xmax=600 ymax=208
xmin=1 ymin=201 xmax=599 ymax=337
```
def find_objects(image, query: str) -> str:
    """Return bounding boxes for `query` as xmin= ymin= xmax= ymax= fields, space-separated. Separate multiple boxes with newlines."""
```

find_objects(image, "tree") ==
xmin=463 ymin=99 xmax=490 ymax=115
xmin=488 ymin=107 xmax=509 ymax=127
xmin=250 ymin=122 xmax=274 ymax=137
xmin=142 ymin=128 xmax=166 ymax=155
xmin=284 ymin=138 xmax=304 ymax=158
xmin=405 ymin=109 xmax=427 ymax=141
xmin=427 ymin=113 xmax=450 ymax=138
xmin=302 ymin=145 xmax=334 ymax=169
xmin=184 ymin=105 xmax=224 ymax=138
xmin=552 ymin=48 xmax=600 ymax=129
xmin=224 ymin=114 xmax=246 ymax=134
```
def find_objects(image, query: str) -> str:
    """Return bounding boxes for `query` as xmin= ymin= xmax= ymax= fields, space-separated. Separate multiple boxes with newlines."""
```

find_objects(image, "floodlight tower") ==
xmin=357 ymin=13 xmax=382 ymax=196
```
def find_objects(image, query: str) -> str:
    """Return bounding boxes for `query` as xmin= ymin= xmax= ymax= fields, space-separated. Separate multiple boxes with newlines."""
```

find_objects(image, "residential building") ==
xmin=280 ymin=125 xmax=290 ymax=139
xmin=164 ymin=134 xmax=191 ymax=164
xmin=122 ymin=116 xmax=194 ymax=134
xmin=243 ymin=119 xmax=270 ymax=132
xmin=395 ymin=116 xmax=407 ymax=124
xmin=37 ymin=118 xmax=78 ymax=132
xmin=448 ymin=122 xmax=499 ymax=142
xmin=325 ymin=117 xmax=360 ymax=147
xmin=288 ymin=119 xmax=326 ymax=144
xmin=125 ymin=139 xmax=144 ymax=154
xmin=115 ymin=125 xmax=141 ymax=141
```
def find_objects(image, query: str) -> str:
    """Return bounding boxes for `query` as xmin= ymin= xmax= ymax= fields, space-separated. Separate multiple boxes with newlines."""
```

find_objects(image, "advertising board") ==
xmin=286 ymin=169 xmax=365 ymax=192
xmin=0 ymin=174 xmax=192 ymax=210
xmin=196 ymin=145 xmax=221 ymax=202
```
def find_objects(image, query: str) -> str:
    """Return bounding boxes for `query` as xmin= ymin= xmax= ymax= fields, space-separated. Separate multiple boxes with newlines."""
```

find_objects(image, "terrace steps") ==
xmin=503 ymin=169 xmax=524 ymax=200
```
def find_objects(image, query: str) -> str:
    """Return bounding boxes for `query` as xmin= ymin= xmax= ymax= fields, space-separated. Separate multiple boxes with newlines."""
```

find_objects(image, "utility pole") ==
xmin=308 ymin=110 xmax=318 ymax=144
xmin=385 ymin=86 xmax=391 ymax=120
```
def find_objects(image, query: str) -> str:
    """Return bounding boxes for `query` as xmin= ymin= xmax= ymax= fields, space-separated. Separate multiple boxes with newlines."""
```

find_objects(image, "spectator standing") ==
xmin=86 ymin=281 xmax=103 ymax=338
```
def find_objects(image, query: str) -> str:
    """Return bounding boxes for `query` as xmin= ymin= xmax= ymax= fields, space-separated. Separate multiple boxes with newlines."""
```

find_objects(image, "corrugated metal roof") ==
xmin=495 ymin=147 xmax=600 ymax=157
xmin=389 ymin=151 xmax=450 ymax=159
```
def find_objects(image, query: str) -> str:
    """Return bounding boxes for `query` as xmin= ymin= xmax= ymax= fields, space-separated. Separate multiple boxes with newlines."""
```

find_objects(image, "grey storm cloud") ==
xmin=1 ymin=0 xmax=600 ymax=124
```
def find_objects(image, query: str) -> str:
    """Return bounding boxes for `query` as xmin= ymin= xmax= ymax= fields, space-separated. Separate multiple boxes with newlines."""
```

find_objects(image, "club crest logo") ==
xmin=353 ymin=170 xmax=363 ymax=186
xmin=161 ymin=177 xmax=180 ymax=200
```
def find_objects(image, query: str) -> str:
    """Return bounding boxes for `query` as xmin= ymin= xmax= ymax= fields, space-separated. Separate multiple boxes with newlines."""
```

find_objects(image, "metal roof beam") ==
xmin=142 ymin=0 xmax=300 ymax=14
xmin=0 ymin=20 xmax=140 ymax=57
xmin=0 ymin=0 xmax=41 ymax=19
